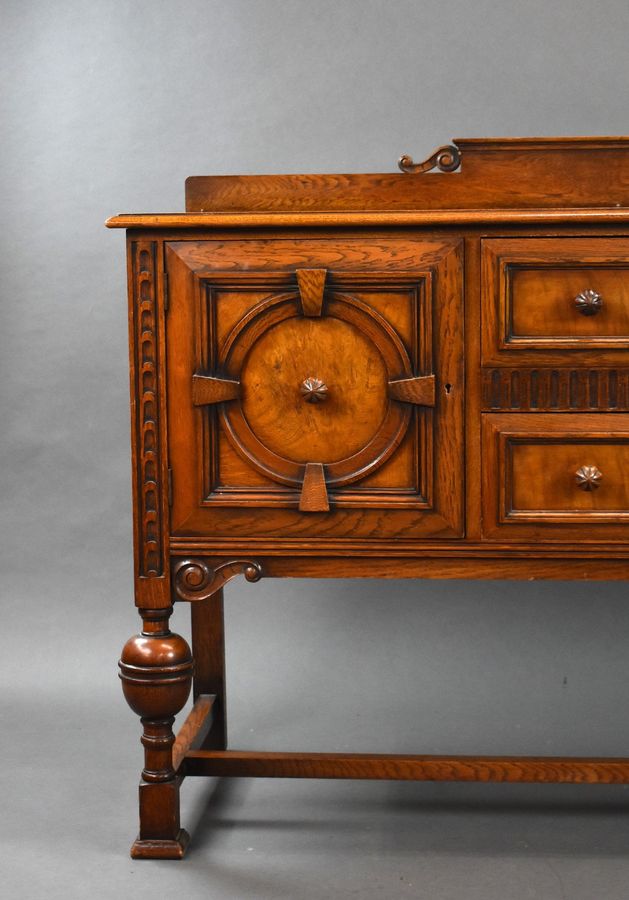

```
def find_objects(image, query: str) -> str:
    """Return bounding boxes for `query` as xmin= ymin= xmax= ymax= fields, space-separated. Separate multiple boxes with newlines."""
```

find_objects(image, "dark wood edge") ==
xmin=169 ymin=536 xmax=629 ymax=551
xmin=130 ymin=830 xmax=190 ymax=860
xmin=182 ymin=750 xmax=629 ymax=783
xmin=168 ymin=541 xmax=629 ymax=556
xmin=172 ymin=694 xmax=216 ymax=773
xmin=107 ymin=209 xmax=629 ymax=228
xmin=452 ymin=135 xmax=629 ymax=149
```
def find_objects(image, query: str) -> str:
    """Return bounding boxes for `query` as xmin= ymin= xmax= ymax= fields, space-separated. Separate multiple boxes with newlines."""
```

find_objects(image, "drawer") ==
xmin=482 ymin=238 xmax=629 ymax=365
xmin=165 ymin=236 xmax=464 ymax=540
xmin=482 ymin=413 xmax=629 ymax=540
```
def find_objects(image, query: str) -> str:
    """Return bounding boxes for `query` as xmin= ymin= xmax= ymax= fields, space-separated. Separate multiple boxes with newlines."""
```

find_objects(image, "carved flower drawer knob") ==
xmin=300 ymin=377 xmax=329 ymax=403
xmin=575 ymin=465 xmax=603 ymax=491
xmin=574 ymin=289 xmax=603 ymax=316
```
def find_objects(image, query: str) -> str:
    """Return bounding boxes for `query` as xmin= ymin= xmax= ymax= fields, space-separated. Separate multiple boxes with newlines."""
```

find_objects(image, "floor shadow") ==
xmin=180 ymin=777 xmax=629 ymax=860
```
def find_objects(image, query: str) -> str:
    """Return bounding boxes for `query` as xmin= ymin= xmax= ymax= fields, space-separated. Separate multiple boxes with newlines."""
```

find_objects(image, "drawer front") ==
xmin=482 ymin=413 xmax=629 ymax=540
xmin=166 ymin=237 xmax=464 ymax=540
xmin=482 ymin=238 xmax=629 ymax=365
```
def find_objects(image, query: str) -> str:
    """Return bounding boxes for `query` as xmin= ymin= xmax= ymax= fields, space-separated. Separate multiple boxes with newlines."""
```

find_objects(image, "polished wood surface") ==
xmin=183 ymin=750 xmax=629 ymax=784
xmin=172 ymin=695 xmax=216 ymax=770
xmin=165 ymin=236 xmax=463 ymax=538
xmin=482 ymin=413 xmax=629 ymax=540
xmin=183 ymin=137 xmax=629 ymax=212
xmin=482 ymin=237 xmax=629 ymax=364
xmin=106 ymin=208 xmax=629 ymax=228
xmin=112 ymin=138 xmax=629 ymax=858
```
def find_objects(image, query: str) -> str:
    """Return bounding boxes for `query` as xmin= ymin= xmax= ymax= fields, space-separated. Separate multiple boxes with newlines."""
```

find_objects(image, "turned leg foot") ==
xmin=119 ymin=606 xmax=193 ymax=859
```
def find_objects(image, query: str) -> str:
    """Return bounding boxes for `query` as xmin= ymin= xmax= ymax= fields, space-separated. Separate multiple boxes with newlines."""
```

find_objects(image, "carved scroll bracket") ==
xmin=398 ymin=144 xmax=461 ymax=174
xmin=172 ymin=558 xmax=263 ymax=602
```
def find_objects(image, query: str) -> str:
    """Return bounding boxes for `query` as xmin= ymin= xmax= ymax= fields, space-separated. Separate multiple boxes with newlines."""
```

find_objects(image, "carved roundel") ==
xmin=217 ymin=291 xmax=414 ymax=489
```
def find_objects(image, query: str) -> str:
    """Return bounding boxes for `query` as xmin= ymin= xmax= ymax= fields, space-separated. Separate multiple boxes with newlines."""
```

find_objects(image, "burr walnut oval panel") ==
xmin=219 ymin=291 xmax=412 ymax=487
xmin=239 ymin=317 xmax=388 ymax=462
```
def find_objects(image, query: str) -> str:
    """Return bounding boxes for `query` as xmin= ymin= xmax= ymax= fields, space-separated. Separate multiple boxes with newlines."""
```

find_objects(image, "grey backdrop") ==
xmin=4 ymin=2 xmax=629 ymax=898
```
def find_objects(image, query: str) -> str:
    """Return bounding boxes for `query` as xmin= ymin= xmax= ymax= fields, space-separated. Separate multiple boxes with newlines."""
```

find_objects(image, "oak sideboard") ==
xmin=108 ymin=137 xmax=629 ymax=858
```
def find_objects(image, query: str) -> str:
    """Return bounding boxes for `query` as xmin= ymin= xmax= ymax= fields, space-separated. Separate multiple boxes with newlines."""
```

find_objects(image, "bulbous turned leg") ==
xmin=119 ymin=606 xmax=193 ymax=859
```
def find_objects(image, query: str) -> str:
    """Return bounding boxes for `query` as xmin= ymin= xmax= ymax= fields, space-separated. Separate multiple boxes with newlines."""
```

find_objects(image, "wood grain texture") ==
xmin=237 ymin=313 xmax=391 ymax=464
xmin=481 ymin=368 xmax=629 ymax=410
xmin=510 ymin=267 xmax=629 ymax=340
xmin=191 ymin=590 xmax=227 ymax=748
xmin=482 ymin=237 xmax=629 ymax=365
xmin=111 ymin=139 xmax=629 ymax=859
xmin=169 ymin=551 xmax=629 ymax=580
xmin=483 ymin=413 xmax=629 ymax=540
xmin=182 ymin=138 xmax=629 ymax=212
xmin=388 ymin=375 xmax=436 ymax=406
xmin=165 ymin=236 xmax=463 ymax=535
xmin=296 ymin=268 xmax=326 ymax=316
xmin=299 ymin=463 xmax=329 ymax=512
xmin=183 ymin=750 xmax=629 ymax=784
xmin=172 ymin=695 xmax=215 ymax=771
xmin=107 ymin=209 xmax=629 ymax=228
xmin=191 ymin=374 xmax=240 ymax=405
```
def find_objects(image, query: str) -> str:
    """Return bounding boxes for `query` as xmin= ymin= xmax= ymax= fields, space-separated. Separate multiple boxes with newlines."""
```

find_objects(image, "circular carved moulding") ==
xmin=218 ymin=291 xmax=414 ymax=490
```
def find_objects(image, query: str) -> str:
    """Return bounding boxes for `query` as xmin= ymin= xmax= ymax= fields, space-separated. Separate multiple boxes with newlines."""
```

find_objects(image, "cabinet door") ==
xmin=166 ymin=236 xmax=463 ymax=540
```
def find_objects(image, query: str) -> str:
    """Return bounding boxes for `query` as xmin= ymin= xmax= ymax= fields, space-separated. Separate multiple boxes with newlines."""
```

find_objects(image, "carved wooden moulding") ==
xmin=398 ymin=144 xmax=461 ymax=174
xmin=188 ymin=265 xmax=440 ymax=513
xmin=482 ymin=368 xmax=629 ymax=411
xmin=130 ymin=240 xmax=170 ymax=607
xmin=164 ymin=235 xmax=463 ymax=539
xmin=172 ymin=558 xmax=263 ymax=602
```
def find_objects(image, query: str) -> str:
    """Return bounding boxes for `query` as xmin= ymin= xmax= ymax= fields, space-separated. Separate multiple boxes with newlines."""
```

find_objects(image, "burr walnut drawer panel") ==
xmin=165 ymin=236 xmax=464 ymax=540
xmin=482 ymin=238 xmax=629 ymax=365
xmin=482 ymin=413 xmax=629 ymax=540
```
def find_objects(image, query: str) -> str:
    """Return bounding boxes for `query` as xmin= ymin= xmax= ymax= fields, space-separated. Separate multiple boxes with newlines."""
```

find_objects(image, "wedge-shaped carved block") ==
xmin=388 ymin=375 xmax=436 ymax=406
xmin=299 ymin=463 xmax=330 ymax=512
xmin=296 ymin=268 xmax=326 ymax=316
xmin=192 ymin=374 xmax=240 ymax=406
